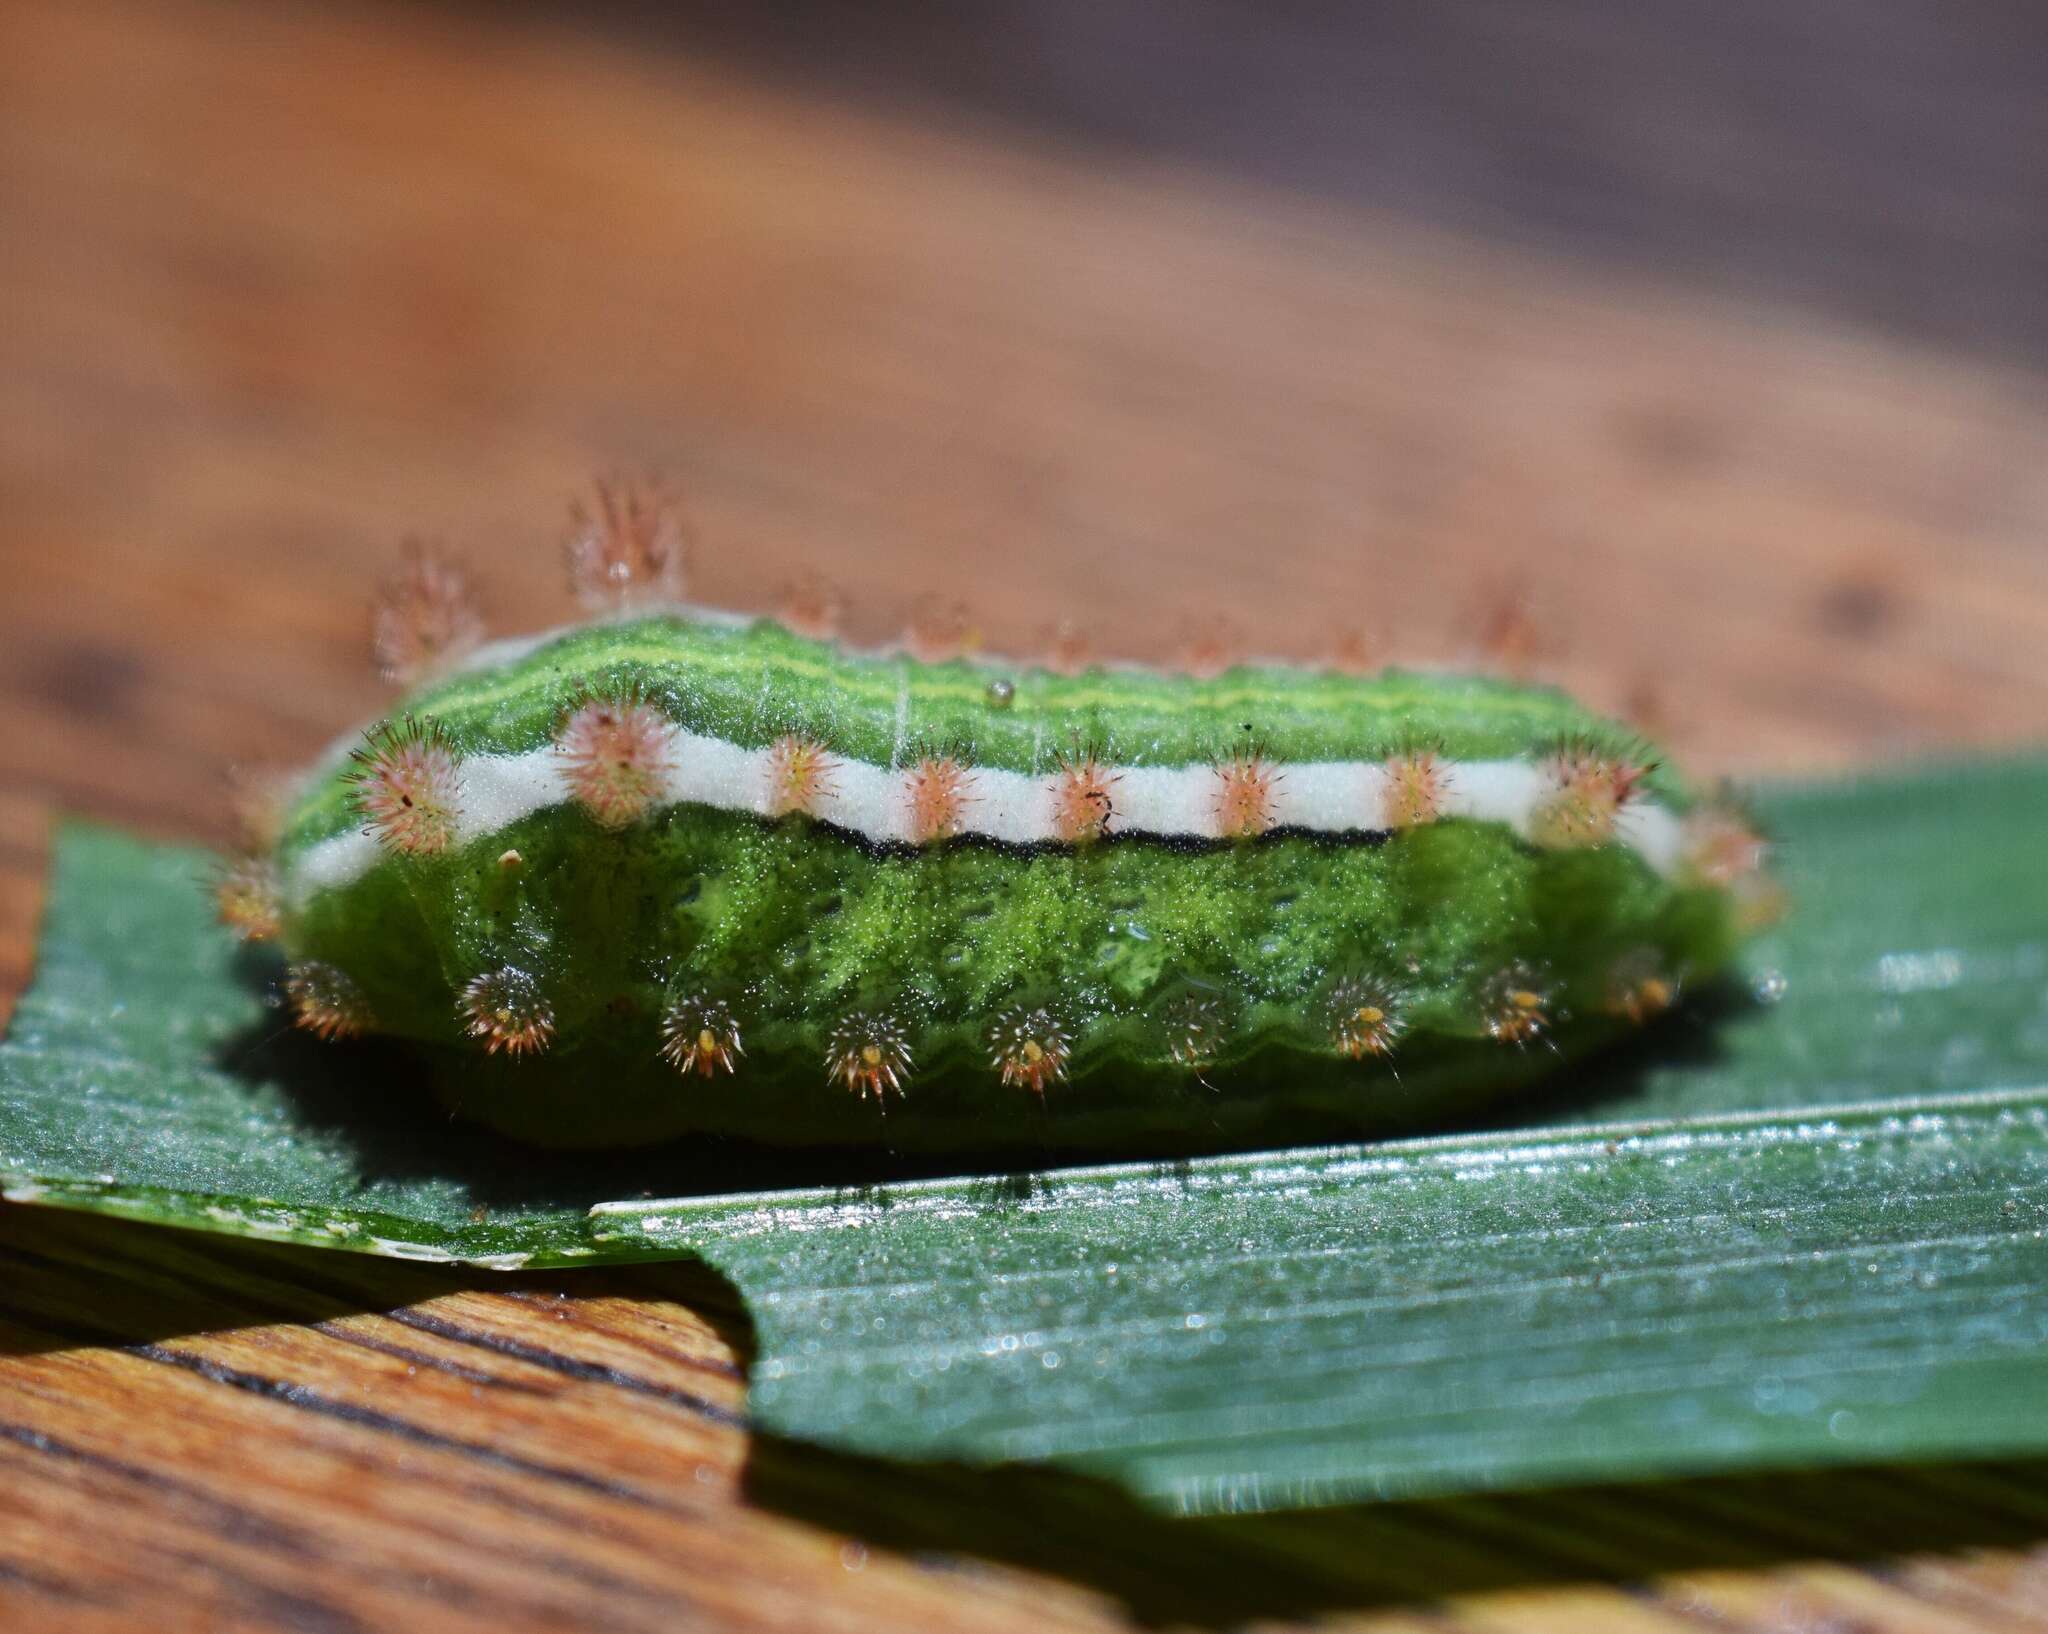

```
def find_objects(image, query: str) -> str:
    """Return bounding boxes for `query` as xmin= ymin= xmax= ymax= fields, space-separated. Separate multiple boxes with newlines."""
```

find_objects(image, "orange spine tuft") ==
xmin=659 ymin=994 xmax=744 ymax=1078
xmin=1050 ymin=754 xmax=1119 ymax=844
xmin=904 ymin=596 xmax=974 ymax=663
xmin=458 ymin=967 xmax=555 ymax=1056
xmin=1040 ymin=619 xmax=1096 ymax=676
xmin=1212 ymin=750 xmax=1279 ymax=840
xmin=1604 ymin=948 xmax=1680 ymax=1024
xmin=1481 ymin=963 xmax=1554 ymax=1046
xmin=564 ymin=478 xmax=688 ymax=614
xmin=1383 ymin=751 xmax=1446 ymax=829
xmin=1530 ymin=748 xmax=1648 ymax=849
xmin=826 ymin=1011 xmax=912 ymax=1100
xmin=371 ymin=542 xmax=484 ymax=684
xmin=556 ymin=693 xmax=673 ymax=828
xmin=285 ymin=962 xmax=372 ymax=1042
xmin=345 ymin=717 xmax=462 ymax=857
xmin=988 ymin=1005 xmax=1071 ymax=1096
xmin=215 ymin=855 xmax=281 ymax=942
xmin=1177 ymin=616 xmax=1244 ymax=680
xmin=777 ymin=571 xmax=846 ymax=640
xmin=1328 ymin=973 xmax=1409 ymax=1059
xmin=764 ymin=732 xmax=837 ymax=818
xmin=905 ymin=755 xmax=974 ymax=844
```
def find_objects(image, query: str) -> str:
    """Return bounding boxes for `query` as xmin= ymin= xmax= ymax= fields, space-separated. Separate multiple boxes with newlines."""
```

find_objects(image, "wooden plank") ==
xmin=3 ymin=0 xmax=2047 ymax=1626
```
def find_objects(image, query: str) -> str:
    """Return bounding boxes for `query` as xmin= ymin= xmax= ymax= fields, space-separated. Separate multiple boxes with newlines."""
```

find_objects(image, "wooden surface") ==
xmin=5 ymin=0 xmax=2048 ymax=1628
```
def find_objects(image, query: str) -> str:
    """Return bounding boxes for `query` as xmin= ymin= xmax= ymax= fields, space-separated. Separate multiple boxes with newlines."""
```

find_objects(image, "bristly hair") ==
xmin=1480 ymin=961 xmax=1556 ymax=1048
xmin=564 ymin=477 xmax=688 ymax=615
xmin=1382 ymin=745 xmax=1450 ymax=830
xmin=826 ymin=1009 xmax=913 ymax=1101
xmin=902 ymin=752 xmax=977 ymax=845
xmin=1212 ymin=742 xmax=1280 ymax=840
xmin=764 ymin=731 xmax=839 ymax=819
xmin=987 ymin=1004 xmax=1072 ymax=1095
xmin=555 ymin=686 xmax=673 ymax=829
xmin=1327 ymin=969 xmax=1411 ymax=1062
xmin=343 ymin=715 xmax=462 ymax=856
xmin=371 ymin=541 xmax=484 ymax=684
xmin=659 ymin=992 xmax=745 ymax=1078
xmin=285 ymin=961 xmax=373 ymax=1042
xmin=1050 ymin=751 xmax=1120 ymax=844
xmin=214 ymin=853 xmax=281 ymax=942
xmin=1529 ymin=734 xmax=1657 ymax=850
xmin=458 ymin=966 xmax=556 ymax=1056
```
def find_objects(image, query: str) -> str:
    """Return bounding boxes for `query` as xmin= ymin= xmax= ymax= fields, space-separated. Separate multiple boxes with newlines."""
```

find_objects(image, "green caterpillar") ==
xmin=220 ymin=501 xmax=1773 ymax=1155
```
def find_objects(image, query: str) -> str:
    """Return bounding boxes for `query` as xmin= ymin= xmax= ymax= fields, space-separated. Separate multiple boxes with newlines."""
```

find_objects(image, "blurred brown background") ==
xmin=5 ymin=2 xmax=2048 ymax=1630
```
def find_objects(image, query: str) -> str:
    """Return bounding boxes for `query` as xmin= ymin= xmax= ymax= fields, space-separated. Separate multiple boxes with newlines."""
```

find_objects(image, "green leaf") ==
xmin=5 ymin=757 xmax=2048 ymax=1511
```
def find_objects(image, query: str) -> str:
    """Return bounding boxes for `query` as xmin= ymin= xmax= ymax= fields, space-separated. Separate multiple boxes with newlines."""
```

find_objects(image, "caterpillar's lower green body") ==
xmin=247 ymin=612 xmax=1765 ymax=1154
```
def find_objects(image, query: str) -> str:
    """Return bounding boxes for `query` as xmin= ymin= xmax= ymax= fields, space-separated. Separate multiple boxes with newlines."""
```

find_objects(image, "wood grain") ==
xmin=3 ymin=0 xmax=2048 ymax=1627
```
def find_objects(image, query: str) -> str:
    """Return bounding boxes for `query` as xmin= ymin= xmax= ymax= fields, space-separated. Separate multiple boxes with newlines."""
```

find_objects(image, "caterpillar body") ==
xmin=225 ymin=504 xmax=1772 ymax=1154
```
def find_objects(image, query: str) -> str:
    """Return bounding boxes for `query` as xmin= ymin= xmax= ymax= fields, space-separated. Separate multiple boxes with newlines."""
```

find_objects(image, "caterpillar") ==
xmin=220 ymin=485 xmax=1776 ymax=1155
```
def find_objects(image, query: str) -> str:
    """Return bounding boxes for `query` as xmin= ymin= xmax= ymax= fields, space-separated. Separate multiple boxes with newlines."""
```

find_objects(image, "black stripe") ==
xmin=0 ymin=1418 xmax=689 ymax=1629
xmin=0 ymin=1554 xmax=105 ymax=1606
xmin=0 ymin=1419 xmax=312 ymax=1552
xmin=312 ymin=1321 xmax=550 ymax=1391
xmin=759 ymin=812 xmax=1396 ymax=863
xmin=129 ymin=1344 xmax=679 ymax=1508
xmin=386 ymin=1308 xmax=748 ymax=1426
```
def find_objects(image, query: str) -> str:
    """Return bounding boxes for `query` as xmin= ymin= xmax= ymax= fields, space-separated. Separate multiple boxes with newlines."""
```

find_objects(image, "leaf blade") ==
xmin=618 ymin=1088 xmax=2047 ymax=1507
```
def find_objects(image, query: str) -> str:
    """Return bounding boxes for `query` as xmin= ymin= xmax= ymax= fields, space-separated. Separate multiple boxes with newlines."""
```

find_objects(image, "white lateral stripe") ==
xmin=665 ymin=730 xmax=758 ymax=812
xmin=968 ymin=769 xmax=1057 ymax=848
xmin=457 ymin=753 xmax=566 ymax=845
xmin=1614 ymin=801 xmax=1685 ymax=876
xmin=1109 ymin=766 xmax=1209 ymax=838
xmin=292 ymin=829 xmax=382 ymax=899
xmin=1270 ymin=762 xmax=1387 ymax=831
xmin=810 ymin=757 xmax=904 ymax=845
xmin=285 ymin=746 xmax=1686 ymax=906
xmin=1441 ymin=759 xmax=1548 ymax=836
